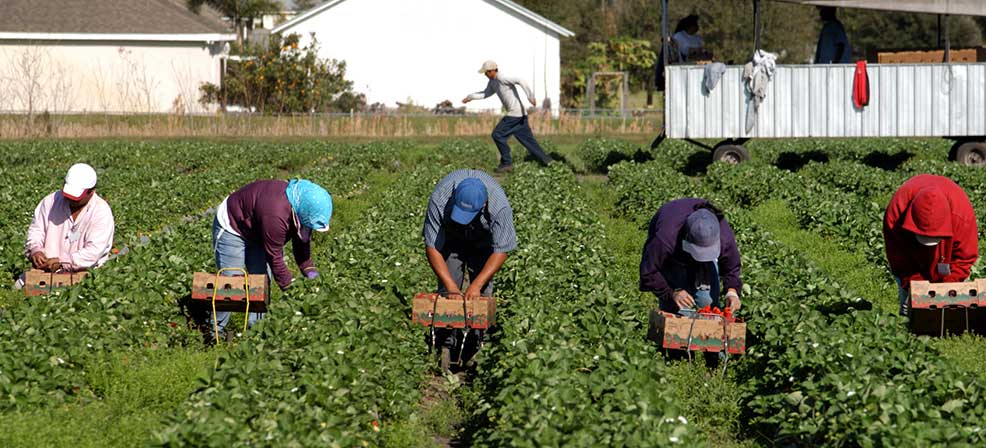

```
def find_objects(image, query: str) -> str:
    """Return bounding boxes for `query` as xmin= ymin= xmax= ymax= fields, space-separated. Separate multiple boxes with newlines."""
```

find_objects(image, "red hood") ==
xmin=901 ymin=187 xmax=953 ymax=238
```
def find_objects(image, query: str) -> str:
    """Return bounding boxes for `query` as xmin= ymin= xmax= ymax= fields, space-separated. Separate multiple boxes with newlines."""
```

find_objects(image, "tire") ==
xmin=712 ymin=144 xmax=750 ymax=164
xmin=954 ymin=142 xmax=986 ymax=167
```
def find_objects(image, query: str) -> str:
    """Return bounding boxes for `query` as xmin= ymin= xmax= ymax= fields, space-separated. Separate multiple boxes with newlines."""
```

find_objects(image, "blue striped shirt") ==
xmin=423 ymin=169 xmax=516 ymax=253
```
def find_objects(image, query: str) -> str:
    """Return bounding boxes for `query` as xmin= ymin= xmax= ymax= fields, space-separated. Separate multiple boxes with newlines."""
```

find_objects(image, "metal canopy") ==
xmin=772 ymin=0 xmax=986 ymax=17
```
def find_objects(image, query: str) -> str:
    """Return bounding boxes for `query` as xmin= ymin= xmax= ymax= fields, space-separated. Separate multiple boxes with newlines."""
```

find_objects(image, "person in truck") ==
xmin=23 ymin=163 xmax=115 ymax=280
xmin=640 ymin=198 xmax=742 ymax=314
xmin=209 ymin=178 xmax=332 ymax=342
xmin=884 ymin=174 xmax=978 ymax=316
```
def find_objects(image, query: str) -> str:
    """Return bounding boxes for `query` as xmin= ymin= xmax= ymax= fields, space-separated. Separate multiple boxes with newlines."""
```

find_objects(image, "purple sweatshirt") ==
xmin=639 ymin=198 xmax=742 ymax=302
xmin=225 ymin=180 xmax=314 ymax=289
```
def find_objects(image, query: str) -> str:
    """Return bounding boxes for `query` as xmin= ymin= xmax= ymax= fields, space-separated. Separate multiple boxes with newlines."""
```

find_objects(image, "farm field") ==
xmin=0 ymin=136 xmax=985 ymax=447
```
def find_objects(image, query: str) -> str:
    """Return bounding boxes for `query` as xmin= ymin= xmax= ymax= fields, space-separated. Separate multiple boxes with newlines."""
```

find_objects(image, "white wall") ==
xmin=0 ymin=40 xmax=227 ymax=114
xmin=282 ymin=0 xmax=564 ymax=115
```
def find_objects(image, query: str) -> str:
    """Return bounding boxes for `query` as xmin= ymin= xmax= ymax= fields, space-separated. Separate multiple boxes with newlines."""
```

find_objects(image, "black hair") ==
xmin=674 ymin=15 xmax=700 ymax=34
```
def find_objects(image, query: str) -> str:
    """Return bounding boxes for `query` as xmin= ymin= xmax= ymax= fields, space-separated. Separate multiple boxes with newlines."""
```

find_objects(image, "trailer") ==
xmin=655 ymin=0 xmax=986 ymax=166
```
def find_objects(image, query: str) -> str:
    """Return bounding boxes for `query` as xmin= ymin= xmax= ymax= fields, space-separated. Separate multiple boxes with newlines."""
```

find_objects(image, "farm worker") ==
xmin=814 ymin=7 xmax=852 ymax=64
xmin=672 ymin=15 xmax=711 ymax=62
xmin=640 ymin=198 xmax=742 ymax=313
xmin=24 ymin=163 xmax=115 ymax=275
xmin=209 ymin=179 xmax=332 ymax=340
xmin=423 ymin=169 xmax=515 ymax=358
xmin=884 ymin=174 xmax=978 ymax=316
xmin=461 ymin=61 xmax=553 ymax=173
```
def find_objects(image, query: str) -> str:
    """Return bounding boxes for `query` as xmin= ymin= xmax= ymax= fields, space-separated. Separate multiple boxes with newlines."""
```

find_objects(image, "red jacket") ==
xmin=883 ymin=174 xmax=979 ymax=288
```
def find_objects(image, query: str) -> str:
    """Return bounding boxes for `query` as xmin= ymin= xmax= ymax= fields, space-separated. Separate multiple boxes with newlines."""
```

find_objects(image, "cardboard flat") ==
xmin=190 ymin=272 xmax=269 ymax=313
xmin=24 ymin=269 xmax=88 ymax=297
xmin=910 ymin=279 xmax=986 ymax=309
xmin=411 ymin=293 xmax=496 ymax=330
xmin=647 ymin=310 xmax=746 ymax=354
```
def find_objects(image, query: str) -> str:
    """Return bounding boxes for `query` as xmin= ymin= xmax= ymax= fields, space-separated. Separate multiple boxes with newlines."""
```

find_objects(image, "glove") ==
xmin=304 ymin=269 xmax=319 ymax=280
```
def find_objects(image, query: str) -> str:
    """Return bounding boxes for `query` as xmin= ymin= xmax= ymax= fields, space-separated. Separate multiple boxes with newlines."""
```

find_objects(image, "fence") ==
xmin=0 ymin=108 xmax=663 ymax=139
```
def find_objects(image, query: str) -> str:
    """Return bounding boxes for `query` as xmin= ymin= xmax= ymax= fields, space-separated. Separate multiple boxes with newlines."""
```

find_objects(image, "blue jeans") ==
xmin=895 ymin=277 xmax=909 ymax=317
xmin=491 ymin=115 xmax=552 ymax=166
xmin=211 ymin=218 xmax=268 ymax=334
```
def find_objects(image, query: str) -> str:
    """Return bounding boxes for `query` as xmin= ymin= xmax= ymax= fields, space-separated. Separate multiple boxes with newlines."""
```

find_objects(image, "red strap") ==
xmin=853 ymin=60 xmax=870 ymax=109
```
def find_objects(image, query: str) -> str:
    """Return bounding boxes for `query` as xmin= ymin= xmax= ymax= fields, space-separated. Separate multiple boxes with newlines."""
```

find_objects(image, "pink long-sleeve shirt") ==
xmin=25 ymin=192 xmax=115 ymax=271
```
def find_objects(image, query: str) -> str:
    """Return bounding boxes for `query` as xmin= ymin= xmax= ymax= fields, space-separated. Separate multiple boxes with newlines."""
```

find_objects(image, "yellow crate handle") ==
xmin=211 ymin=267 xmax=251 ymax=347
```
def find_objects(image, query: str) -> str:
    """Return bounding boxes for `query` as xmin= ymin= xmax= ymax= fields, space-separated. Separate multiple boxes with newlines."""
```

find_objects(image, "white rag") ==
xmin=742 ymin=50 xmax=778 ymax=134
xmin=703 ymin=62 xmax=728 ymax=94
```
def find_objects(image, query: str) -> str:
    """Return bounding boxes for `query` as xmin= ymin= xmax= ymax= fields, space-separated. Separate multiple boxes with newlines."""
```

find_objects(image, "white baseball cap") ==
xmin=478 ymin=60 xmax=498 ymax=73
xmin=62 ymin=163 xmax=97 ymax=200
xmin=915 ymin=234 xmax=943 ymax=246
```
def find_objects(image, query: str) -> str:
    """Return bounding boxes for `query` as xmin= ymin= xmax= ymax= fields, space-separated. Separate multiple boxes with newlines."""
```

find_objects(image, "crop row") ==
xmin=469 ymin=164 xmax=692 ymax=446
xmin=610 ymin=157 xmax=986 ymax=445
xmin=154 ymin=141 xmax=492 ymax=446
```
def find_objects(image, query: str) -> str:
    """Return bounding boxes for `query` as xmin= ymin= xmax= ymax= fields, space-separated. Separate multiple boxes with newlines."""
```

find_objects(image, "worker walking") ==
xmin=23 ymin=163 xmax=115 ymax=279
xmin=423 ymin=169 xmax=515 ymax=363
xmin=462 ymin=60 xmax=553 ymax=173
xmin=209 ymin=179 xmax=332 ymax=342
xmin=884 ymin=174 xmax=978 ymax=316
xmin=640 ymin=198 xmax=742 ymax=314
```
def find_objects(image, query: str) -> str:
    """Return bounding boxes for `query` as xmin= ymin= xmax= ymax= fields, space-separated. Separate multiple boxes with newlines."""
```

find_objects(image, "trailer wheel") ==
xmin=954 ymin=142 xmax=986 ymax=167
xmin=712 ymin=144 xmax=750 ymax=164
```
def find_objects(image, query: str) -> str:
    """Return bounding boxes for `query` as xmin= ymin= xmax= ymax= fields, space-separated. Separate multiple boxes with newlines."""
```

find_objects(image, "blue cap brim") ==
xmin=450 ymin=205 xmax=480 ymax=224
xmin=682 ymin=240 xmax=720 ymax=262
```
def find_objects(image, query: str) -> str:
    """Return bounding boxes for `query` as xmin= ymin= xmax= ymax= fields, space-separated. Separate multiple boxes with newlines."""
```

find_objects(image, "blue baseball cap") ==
xmin=450 ymin=178 xmax=488 ymax=224
xmin=682 ymin=209 xmax=721 ymax=262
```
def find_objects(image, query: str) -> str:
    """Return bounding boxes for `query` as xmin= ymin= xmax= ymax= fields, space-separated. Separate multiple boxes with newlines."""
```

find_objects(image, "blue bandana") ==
xmin=286 ymin=179 xmax=333 ymax=231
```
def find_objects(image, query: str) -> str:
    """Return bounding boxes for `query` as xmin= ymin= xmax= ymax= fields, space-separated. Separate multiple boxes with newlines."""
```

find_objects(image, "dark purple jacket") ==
xmin=639 ymin=198 xmax=742 ymax=303
xmin=226 ymin=180 xmax=314 ymax=289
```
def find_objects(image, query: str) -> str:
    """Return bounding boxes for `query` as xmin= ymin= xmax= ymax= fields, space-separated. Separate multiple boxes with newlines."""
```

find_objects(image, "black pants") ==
xmin=432 ymin=242 xmax=492 ymax=356
xmin=492 ymin=115 xmax=552 ymax=166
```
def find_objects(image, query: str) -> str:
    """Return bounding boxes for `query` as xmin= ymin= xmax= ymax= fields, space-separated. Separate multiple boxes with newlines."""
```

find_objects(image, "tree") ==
xmin=187 ymin=0 xmax=282 ymax=47
xmin=199 ymin=33 xmax=366 ymax=114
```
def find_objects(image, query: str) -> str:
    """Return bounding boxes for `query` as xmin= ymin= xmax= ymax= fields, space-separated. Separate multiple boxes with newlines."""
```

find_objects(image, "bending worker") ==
xmin=210 ymin=178 xmax=332 ymax=341
xmin=884 ymin=174 xmax=978 ymax=316
xmin=423 ymin=169 xmax=515 ymax=358
xmin=462 ymin=60 xmax=553 ymax=173
xmin=24 ymin=163 xmax=115 ymax=276
xmin=640 ymin=198 xmax=742 ymax=313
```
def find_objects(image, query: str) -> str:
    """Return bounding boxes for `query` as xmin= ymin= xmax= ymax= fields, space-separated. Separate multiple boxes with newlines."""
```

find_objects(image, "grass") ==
xmin=0 ymin=348 xmax=213 ymax=448
xmin=749 ymin=199 xmax=897 ymax=313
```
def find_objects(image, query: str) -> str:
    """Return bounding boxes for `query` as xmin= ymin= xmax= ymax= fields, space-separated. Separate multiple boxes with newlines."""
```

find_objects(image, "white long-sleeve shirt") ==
xmin=467 ymin=74 xmax=534 ymax=117
xmin=25 ymin=191 xmax=115 ymax=271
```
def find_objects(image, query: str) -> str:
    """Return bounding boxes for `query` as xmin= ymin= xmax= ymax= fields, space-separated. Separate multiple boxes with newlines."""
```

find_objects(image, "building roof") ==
xmin=0 ymin=0 xmax=235 ymax=41
xmin=273 ymin=0 xmax=575 ymax=37
xmin=774 ymin=0 xmax=986 ymax=17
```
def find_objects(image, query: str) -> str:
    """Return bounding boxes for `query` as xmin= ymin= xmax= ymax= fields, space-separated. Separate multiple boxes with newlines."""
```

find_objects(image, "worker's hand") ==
xmin=304 ymin=268 xmax=319 ymax=280
xmin=29 ymin=251 xmax=48 ymax=269
xmin=44 ymin=258 xmax=61 ymax=272
xmin=462 ymin=97 xmax=471 ymax=104
xmin=672 ymin=289 xmax=695 ymax=310
xmin=530 ymin=98 xmax=537 ymax=107
xmin=725 ymin=290 xmax=741 ymax=312
xmin=464 ymin=284 xmax=482 ymax=300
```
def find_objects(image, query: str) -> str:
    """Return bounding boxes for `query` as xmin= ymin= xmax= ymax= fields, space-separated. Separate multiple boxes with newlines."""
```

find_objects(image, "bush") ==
xmin=200 ymin=33 xmax=366 ymax=114
xmin=576 ymin=138 xmax=645 ymax=173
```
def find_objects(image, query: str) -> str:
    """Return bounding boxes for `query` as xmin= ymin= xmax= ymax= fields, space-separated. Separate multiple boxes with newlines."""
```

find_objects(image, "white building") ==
xmin=273 ymin=0 xmax=574 ymax=115
xmin=0 ymin=0 xmax=234 ymax=114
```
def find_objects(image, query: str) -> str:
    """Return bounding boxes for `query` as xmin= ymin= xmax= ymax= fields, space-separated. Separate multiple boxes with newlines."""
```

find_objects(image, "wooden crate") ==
xmin=910 ymin=279 xmax=985 ymax=310
xmin=190 ymin=272 xmax=269 ymax=313
xmin=24 ymin=269 xmax=88 ymax=297
xmin=647 ymin=310 xmax=746 ymax=354
xmin=868 ymin=47 xmax=986 ymax=64
xmin=411 ymin=293 xmax=496 ymax=330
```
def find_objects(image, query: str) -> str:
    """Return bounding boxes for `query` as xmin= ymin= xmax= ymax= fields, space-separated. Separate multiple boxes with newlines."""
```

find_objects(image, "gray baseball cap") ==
xmin=478 ymin=60 xmax=498 ymax=73
xmin=682 ymin=209 xmax=721 ymax=262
